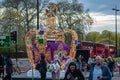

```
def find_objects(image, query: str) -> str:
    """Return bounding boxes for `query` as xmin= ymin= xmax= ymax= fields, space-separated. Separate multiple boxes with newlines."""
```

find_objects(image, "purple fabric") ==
xmin=74 ymin=40 xmax=78 ymax=45
xmin=32 ymin=41 xmax=70 ymax=64
xmin=32 ymin=43 xmax=40 ymax=64
xmin=33 ymin=43 xmax=39 ymax=51
xmin=46 ymin=42 xmax=70 ymax=60
xmin=41 ymin=52 xmax=45 ymax=57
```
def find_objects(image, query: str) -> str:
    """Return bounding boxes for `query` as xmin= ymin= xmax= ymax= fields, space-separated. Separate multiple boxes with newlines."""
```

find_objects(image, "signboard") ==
xmin=0 ymin=36 xmax=10 ymax=48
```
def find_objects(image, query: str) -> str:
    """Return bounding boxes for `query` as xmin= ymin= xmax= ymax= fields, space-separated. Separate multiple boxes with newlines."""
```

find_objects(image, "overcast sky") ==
xmin=0 ymin=0 xmax=120 ymax=33
xmin=79 ymin=0 xmax=120 ymax=33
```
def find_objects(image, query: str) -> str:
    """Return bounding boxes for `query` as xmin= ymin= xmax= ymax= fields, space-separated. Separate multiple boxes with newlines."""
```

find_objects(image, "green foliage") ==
xmin=113 ymin=58 xmax=120 ymax=62
xmin=85 ymin=31 xmax=100 ymax=42
xmin=86 ymin=30 xmax=116 ymax=44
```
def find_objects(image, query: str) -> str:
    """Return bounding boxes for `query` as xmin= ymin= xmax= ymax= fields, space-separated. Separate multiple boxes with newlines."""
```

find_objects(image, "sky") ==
xmin=79 ymin=0 xmax=120 ymax=33
xmin=0 ymin=0 xmax=120 ymax=33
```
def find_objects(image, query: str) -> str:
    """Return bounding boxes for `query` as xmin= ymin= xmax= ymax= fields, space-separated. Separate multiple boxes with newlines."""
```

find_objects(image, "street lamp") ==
xmin=112 ymin=5 xmax=120 ymax=57
xmin=37 ymin=0 xmax=39 ymax=30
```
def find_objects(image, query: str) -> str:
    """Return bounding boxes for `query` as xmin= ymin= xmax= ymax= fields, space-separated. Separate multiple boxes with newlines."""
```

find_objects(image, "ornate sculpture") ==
xmin=25 ymin=4 xmax=78 ymax=69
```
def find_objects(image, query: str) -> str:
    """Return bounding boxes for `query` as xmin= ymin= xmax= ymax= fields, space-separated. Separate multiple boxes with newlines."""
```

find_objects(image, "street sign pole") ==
xmin=10 ymin=30 xmax=18 ymax=66
xmin=15 ymin=42 xmax=18 ymax=66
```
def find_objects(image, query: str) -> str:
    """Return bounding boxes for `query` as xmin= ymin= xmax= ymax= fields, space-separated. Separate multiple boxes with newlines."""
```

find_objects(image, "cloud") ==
xmin=89 ymin=12 xmax=120 ymax=33
xmin=80 ymin=0 xmax=120 ymax=15
xmin=79 ymin=0 xmax=120 ymax=33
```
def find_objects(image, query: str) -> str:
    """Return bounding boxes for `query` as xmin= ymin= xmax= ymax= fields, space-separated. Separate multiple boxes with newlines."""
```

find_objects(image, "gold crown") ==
xmin=25 ymin=4 xmax=78 ymax=67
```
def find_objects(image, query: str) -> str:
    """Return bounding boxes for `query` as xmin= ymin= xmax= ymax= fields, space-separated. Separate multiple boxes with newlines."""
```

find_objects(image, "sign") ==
xmin=0 ymin=36 xmax=10 ymax=48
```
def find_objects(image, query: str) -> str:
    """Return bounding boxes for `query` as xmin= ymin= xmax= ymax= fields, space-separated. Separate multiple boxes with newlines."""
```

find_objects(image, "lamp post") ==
xmin=112 ymin=6 xmax=120 ymax=57
xmin=37 ymin=0 xmax=39 ymax=30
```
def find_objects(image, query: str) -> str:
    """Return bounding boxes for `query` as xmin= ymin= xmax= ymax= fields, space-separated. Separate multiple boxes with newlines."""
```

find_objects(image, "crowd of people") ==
xmin=1 ymin=52 xmax=120 ymax=80
xmin=35 ymin=53 xmax=120 ymax=80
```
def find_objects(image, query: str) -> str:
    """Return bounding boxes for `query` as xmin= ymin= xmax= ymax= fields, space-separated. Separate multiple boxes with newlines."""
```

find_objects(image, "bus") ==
xmin=95 ymin=43 xmax=106 ymax=57
xmin=105 ymin=45 xmax=116 ymax=57
xmin=77 ymin=41 xmax=116 ymax=58
xmin=79 ymin=41 xmax=95 ymax=57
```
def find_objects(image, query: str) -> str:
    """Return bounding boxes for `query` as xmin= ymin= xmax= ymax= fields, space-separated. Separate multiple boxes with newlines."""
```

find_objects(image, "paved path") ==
xmin=0 ymin=70 xmax=120 ymax=80
xmin=0 ymin=58 xmax=120 ymax=80
xmin=11 ymin=71 xmax=120 ymax=80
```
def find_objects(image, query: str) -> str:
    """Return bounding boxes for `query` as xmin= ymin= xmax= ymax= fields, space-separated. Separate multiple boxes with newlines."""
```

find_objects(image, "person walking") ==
xmin=64 ymin=62 xmax=85 ymax=80
xmin=64 ymin=56 xmax=72 ymax=72
xmin=50 ymin=55 xmax=61 ymax=80
xmin=74 ymin=54 xmax=83 ymax=71
xmin=89 ymin=56 xmax=112 ymax=80
xmin=36 ymin=53 xmax=47 ymax=80
xmin=107 ymin=56 xmax=115 ymax=77
xmin=49 ymin=60 xmax=57 ymax=80
xmin=88 ymin=57 xmax=95 ymax=70
xmin=3 ymin=55 xmax=13 ymax=80
xmin=0 ymin=53 xmax=5 ymax=78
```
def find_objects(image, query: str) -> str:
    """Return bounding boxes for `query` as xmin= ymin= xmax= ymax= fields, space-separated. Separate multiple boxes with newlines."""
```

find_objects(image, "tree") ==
xmin=56 ymin=0 xmax=93 ymax=42
xmin=98 ymin=30 xmax=115 ymax=44
xmin=0 ymin=0 xmax=50 ymax=56
xmin=85 ymin=31 xmax=100 ymax=42
xmin=85 ymin=30 xmax=116 ymax=45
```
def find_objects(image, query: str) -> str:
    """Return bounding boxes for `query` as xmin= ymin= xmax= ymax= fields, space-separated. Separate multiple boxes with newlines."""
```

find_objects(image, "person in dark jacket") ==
xmin=36 ymin=53 xmax=47 ymax=80
xmin=64 ymin=62 xmax=85 ymax=80
xmin=3 ymin=55 xmax=13 ymax=80
xmin=0 ymin=53 xmax=5 ymax=78
xmin=107 ymin=56 xmax=115 ymax=77
xmin=89 ymin=56 xmax=112 ymax=80
xmin=74 ymin=54 xmax=83 ymax=71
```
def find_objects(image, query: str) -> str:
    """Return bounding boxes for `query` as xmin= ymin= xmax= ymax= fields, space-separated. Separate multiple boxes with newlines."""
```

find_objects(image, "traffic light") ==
xmin=10 ymin=31 xmax=17 ymax=44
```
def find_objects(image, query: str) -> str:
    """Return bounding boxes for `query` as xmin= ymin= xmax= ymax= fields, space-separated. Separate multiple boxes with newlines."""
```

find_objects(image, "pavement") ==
xmin=11 ymin=71 xmax=120 ymax=80
xmin=0 ymin=58 xmax=120 ymax=80
xmin=0 ymin=69 xmax=120 ymax=80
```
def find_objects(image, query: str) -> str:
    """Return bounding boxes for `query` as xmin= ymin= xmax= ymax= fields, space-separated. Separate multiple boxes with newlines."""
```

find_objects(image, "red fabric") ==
xmin=117 ymin=65 xmax=120 ymax=73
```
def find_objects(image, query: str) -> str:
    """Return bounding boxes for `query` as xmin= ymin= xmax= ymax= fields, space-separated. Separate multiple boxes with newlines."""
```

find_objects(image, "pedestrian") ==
xmin=49 ymin=60 xmax=57 ymax=80
xmin=64 ymin=56 xmax=72 ymax=72
xmin=107 ymin=56 xmax=115 ymax=77
xmin=88 ymin=57 xmax=95 ymax=70
xmin=74 ymin=54 xmax=83 ymax=71
xmin=64 ymin=62 xmax=85 ymax=80
xmin=89 ymin=56 xmax=112 ymax=80
xmin=36 ymin=53 xmax=47 ymax=80
xmin=0 ymin=53 xmax=5 ymax=78
xmin=50 ymin=55 xmax=61 ymax=80
xmin=3 ymin=55 xmax=13 ymax=80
